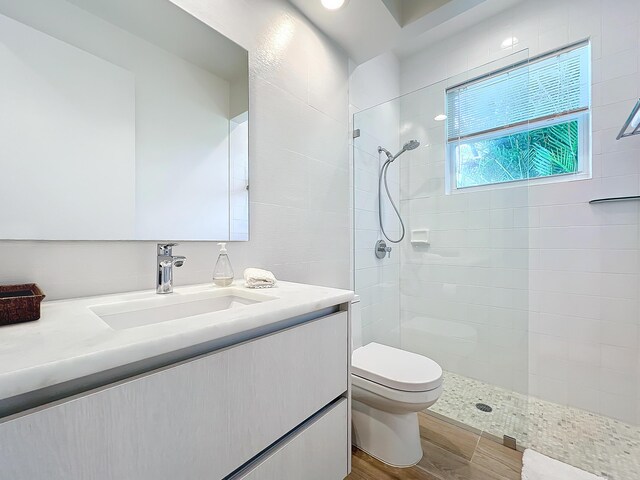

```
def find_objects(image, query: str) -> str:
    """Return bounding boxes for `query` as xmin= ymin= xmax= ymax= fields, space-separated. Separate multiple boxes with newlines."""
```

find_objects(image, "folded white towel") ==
xmin=522 ymin=449 xmax=603 ymax=480
xmin=244 ymin=268 xmax=277 ymax=289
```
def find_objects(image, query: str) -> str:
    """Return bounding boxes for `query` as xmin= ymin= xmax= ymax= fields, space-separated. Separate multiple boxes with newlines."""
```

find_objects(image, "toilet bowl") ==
xmin=351 ymin=297 xmax=443 ymax=467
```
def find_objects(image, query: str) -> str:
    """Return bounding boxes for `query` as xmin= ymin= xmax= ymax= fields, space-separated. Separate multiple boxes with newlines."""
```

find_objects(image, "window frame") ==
xmin=445 ymin=42 xmax=592 ymax=194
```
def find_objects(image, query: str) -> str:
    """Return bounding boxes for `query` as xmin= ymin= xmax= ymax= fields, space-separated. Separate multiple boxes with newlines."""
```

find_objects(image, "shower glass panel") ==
xmin=353 ymin=97 xmax=403 ymax=348
xmin=353 ymin=49 xmax=532 ymax=446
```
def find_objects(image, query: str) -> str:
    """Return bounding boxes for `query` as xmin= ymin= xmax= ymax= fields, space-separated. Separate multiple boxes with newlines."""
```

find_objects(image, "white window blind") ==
xmin=446 ymin=41 xmax=590 ymax=142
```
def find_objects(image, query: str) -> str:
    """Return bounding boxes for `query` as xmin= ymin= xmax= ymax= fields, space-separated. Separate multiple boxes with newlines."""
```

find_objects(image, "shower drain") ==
xmin=475 ymin=403 xmax=493 ymax=413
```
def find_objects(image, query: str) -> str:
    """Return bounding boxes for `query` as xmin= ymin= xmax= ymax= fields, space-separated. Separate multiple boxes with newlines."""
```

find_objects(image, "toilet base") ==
xmin=352 ymin=399 xmax=423 ymax=467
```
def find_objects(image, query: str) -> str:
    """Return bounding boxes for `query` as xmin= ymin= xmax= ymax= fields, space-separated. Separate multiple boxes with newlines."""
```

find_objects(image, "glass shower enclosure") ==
xmin=354 ymin=38 xmax=640 ymax=480
xmin=353 ymin=51 xmax=533 ymax=446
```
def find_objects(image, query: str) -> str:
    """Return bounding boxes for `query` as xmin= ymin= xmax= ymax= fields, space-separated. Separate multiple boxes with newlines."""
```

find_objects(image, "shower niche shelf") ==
xmin=410 ymin=229 xmax=430 ymax=246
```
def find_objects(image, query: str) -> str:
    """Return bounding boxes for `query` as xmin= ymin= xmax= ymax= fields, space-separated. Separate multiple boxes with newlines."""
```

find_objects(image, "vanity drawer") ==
xmin=233 ymin=398 xmax=349 ymax=480
xmin=0 ymin=311 xmax=348 ymax=480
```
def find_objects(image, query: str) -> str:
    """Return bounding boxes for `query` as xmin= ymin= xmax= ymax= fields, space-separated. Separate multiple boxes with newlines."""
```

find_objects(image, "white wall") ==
xmin=350 ymin=53 xmax=402 ymax=346
xmin=398 ymin=0 xmax=640 ymax=424
xmin=0 ymin=0 xmax=350 ymax=299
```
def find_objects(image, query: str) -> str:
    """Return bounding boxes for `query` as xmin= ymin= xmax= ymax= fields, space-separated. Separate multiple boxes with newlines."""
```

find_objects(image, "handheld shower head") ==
xmin=403 ymin=140 xmax=420 ymax=151
xmin=377 ymin=140 xmax=420 ymax=162
xmin=376 ymin=139 xmax=420 ymax=244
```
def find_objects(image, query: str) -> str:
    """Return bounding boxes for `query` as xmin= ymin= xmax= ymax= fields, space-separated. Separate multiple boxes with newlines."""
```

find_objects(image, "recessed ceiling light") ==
xmin=501 ymin=36 xmax=519 ymax=49
xmin=434 ymin=114 xmax=447 ymax=121
xmin=321 ymin=0 xmax=348 ymax=10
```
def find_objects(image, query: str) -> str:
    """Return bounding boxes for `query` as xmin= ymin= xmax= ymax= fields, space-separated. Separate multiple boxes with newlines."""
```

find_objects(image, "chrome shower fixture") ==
xmin=377 ymin=140 xmax=420 ymax=162
xmin=377 ymin=139 xmax=420 ymax=244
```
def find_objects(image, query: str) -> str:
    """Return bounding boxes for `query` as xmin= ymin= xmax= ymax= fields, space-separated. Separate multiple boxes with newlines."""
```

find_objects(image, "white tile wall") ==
xmin=0 ymin=0 xmax=351 ymax=299
xmin=350 ymin=53 xmax=402 ymax=346
xmin=398 ymin=0 xmax=640 ymax=424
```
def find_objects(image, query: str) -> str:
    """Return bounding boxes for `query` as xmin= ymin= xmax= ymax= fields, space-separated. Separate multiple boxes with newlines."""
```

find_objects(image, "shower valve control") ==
xmin=375 ymin=239 xmax=392 ymax=259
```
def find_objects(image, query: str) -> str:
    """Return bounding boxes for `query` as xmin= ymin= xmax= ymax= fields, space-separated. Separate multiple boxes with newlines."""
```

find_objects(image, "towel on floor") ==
xmin=244 ymin=268 xmax=277 ymax=289
xmin=522 ymin=449 xmax=604 ymax=480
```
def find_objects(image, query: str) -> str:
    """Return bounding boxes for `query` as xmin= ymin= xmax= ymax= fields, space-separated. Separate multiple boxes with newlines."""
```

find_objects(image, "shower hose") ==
xmin=378 ymin=158 xmax=405 ymax=244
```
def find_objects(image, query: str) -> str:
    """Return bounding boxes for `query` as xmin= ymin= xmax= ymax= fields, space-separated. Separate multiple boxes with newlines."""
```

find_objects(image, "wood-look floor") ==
xmin=347 ymin=412 xmax=523 ymax=480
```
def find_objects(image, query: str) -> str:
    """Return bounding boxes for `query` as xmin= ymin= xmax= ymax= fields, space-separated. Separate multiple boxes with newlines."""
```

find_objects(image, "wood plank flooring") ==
xmin=347 ymin=412 xmax=523 ymax=480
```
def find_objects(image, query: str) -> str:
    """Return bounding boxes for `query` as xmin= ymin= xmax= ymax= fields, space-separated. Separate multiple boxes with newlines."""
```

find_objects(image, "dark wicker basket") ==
xmin=0 ymin=284 xmax=45 ymax=326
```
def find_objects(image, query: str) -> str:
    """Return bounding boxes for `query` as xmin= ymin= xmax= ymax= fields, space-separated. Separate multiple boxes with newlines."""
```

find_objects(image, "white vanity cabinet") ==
xmin=0 ymin=310 xmax=350 ymax=480
xmin=233 ymin=398 xmax=348 ymax=480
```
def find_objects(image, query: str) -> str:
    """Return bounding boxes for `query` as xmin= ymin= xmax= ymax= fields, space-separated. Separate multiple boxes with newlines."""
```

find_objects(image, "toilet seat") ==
xmin=352 ymin=342 xmax=443 ymax=392
xmin=352 ymin=374 xmax=443 ymax=406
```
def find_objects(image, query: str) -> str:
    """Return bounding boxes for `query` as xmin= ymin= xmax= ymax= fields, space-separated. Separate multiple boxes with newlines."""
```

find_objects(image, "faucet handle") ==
xmin=375 ymin=239 xmax=393 ymax=259
xmin=172 ymin=255 xmax=186 ymax=267
xmin=157 ymin=243 xmax=178 ymax=256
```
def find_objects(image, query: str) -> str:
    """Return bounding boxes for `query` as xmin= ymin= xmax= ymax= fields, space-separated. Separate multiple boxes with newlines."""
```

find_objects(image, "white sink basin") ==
xmin=90 ymin=288 xmax=275 ymax=330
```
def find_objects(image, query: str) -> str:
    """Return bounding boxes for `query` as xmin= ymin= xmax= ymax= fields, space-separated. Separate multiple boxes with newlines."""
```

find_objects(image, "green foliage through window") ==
xmin=454 ymin=120 xmax=579 ymax=189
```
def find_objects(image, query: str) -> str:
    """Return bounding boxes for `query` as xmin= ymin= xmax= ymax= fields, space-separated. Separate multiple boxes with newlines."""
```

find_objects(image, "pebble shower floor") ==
xmin=428 ymin=371 xmax=640 ymax=480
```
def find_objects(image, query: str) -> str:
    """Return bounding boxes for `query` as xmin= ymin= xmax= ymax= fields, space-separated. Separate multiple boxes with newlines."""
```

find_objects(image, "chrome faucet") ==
xmin=157 ymin=243 xmax=186 ymax=294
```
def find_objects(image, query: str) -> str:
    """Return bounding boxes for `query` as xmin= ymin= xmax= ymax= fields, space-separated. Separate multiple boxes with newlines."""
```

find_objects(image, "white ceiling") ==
xmin=288 ymin=0 xmax=522 ymax=64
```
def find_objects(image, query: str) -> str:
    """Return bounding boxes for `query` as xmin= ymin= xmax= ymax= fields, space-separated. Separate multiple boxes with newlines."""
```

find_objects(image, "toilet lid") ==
xmin=352 ymin=342 xmax=443 ymax=392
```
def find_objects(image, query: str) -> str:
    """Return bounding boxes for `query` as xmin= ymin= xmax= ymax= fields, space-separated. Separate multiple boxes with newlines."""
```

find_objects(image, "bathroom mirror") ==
xmin=0 ymin=0 xmax=249 ymax=241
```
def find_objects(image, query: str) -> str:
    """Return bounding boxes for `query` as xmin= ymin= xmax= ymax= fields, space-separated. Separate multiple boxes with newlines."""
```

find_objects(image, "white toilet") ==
xmin=351 ymin=296 xmax=443 ymax=467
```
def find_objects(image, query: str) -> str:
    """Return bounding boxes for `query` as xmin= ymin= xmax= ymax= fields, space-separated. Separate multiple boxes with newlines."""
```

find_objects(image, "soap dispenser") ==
xmin=213 ymin=243 xmax=234 ymax=287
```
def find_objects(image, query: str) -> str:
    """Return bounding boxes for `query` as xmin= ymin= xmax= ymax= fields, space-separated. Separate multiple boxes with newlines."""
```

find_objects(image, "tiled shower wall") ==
xmin=398 ymin=0 xmax=640 ymax=424
xmin=350 ymin=53 xmax=402 ymax=346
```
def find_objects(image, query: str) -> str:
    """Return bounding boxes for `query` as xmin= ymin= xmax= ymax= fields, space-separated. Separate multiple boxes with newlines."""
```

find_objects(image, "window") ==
xmin=446 ymin=41 xmax=591 ymax=191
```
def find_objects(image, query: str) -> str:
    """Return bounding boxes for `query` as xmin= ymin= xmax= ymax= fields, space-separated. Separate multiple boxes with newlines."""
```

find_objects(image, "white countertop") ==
xmin=0 ymin=281 xmax=353 ymax=403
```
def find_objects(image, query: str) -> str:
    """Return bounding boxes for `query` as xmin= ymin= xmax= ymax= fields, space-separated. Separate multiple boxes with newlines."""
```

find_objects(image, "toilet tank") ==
xmin=351 ymin=295 xmax=362 ymax=351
